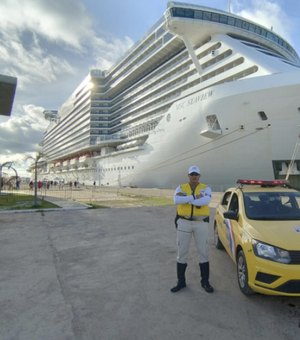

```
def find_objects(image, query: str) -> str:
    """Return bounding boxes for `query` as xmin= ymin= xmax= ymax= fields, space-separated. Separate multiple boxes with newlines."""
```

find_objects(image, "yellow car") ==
xmin=214 ymin=179 xmax=300 ymax=296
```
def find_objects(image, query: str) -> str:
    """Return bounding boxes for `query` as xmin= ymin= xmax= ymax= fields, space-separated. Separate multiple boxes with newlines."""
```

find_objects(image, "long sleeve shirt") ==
xmin=173 ymin=184 xmax=212 ymax=207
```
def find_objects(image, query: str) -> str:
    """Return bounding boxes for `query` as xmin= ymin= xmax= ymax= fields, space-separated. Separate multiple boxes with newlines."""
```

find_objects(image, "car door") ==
xmin=215 ymin=191 xmax=232 ymax=247
xmin=222 ymin=193 xmax=240 ymax=262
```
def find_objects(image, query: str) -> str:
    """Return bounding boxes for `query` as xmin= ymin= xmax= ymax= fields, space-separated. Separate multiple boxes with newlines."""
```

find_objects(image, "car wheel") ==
xmin=237 ymin=250 xmax=254 ymax=295
xmin=214 ymin=222 xmax=224 ymax=249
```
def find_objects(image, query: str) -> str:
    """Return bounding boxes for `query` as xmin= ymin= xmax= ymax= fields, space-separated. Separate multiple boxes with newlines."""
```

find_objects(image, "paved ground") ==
xmin=0 ymin=201 xmax=299 ymax=339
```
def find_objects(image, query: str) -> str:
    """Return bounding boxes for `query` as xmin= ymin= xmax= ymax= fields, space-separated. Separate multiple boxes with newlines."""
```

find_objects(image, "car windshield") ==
xmin=243 ymin=191 xmax=300 ymax=220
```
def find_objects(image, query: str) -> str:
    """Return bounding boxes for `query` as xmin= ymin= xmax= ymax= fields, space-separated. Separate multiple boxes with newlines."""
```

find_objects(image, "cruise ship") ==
xmin=40 ymin=1 xmax=300 ymax=190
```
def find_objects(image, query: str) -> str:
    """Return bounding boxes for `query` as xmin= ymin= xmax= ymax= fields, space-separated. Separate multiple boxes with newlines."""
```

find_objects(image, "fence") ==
xmin=0 ymin=182 xmax=174 ymax=203
xmin=1 ymin=182 xmax=223 ymax=207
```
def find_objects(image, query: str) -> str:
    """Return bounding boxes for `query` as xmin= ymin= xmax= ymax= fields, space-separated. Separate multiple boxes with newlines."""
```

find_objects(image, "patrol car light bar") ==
xmin=237 ymin=179 xmax=289 ymax=186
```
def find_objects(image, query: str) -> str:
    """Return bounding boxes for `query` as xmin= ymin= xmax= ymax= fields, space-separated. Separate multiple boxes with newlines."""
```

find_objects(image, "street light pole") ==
xmin=25 ymin=151 xmax=44 ymax=207
xmin=34 ymin=158 xmax=38 ymax=206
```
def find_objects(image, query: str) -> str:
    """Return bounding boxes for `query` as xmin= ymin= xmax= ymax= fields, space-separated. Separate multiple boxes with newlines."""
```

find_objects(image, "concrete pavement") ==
xmin=0 ymin=204 xmax=299 ymax=340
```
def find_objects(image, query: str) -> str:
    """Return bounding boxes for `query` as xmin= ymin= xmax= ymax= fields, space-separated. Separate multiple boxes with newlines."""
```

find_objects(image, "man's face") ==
xmin=188 ymin=172 xmax=200 ymax=185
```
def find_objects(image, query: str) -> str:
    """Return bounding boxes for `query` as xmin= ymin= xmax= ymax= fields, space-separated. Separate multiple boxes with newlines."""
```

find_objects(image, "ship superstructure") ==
xmin=40 ymin=2 xmax=300 ymax=190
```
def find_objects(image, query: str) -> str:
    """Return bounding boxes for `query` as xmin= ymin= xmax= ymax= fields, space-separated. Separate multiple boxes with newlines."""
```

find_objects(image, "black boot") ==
xmin=200 ymin=262 xmax=214 ymax=293
xmin=170 ymin=262 xmax=187 ymax=293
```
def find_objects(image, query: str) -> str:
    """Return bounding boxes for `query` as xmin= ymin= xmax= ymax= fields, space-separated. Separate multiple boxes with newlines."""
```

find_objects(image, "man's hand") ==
xmin=176 ymin=192 xmax=187 ymax=196
xmin=195 ymin=193 xmax=203 ymax=199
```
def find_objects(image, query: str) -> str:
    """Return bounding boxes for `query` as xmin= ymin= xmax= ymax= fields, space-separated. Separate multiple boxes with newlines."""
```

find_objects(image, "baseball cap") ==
xmin=188 ymin=165 xmax=200 ymax=175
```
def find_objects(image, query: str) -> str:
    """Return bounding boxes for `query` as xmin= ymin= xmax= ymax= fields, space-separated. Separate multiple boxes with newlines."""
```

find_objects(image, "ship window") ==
xmin=203 ymin=11 xmax=211 ymax=20
xmin=258 ymin=111 xmax=268 ymax=121
xmin=261 ymin=28 xmax=268 ymax=37
xmin=211 ymin=13 xmax=219 ymax=22
xmin=249 ymin=23 xmax=255 ymax=32
xmin=235 ymin=19 xmax=242 ymax=28
xmin=194 ymin=10 xmax=203 ymax=19
xmin=227 ymin=16 xmax=235 ymax=25
xmin=220 ymin=14 xmax=228 ymax=24
xmin=242 ymin=21 xmax=249 ymax=30
xmin=172 ymin=7 xmax=194 ymax=18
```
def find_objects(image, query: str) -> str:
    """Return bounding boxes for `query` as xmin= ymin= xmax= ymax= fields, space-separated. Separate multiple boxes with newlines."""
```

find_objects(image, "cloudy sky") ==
xmin=1 ymin=0 xmax=300 ymax=176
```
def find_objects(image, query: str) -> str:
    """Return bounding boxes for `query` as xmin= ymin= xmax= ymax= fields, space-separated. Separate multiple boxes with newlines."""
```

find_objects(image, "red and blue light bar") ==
xmin=237 ymin=179 xmax=289 ymax=186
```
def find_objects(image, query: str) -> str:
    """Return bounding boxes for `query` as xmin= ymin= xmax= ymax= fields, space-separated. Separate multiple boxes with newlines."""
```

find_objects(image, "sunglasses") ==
xmin=189 ymin=172 xmax=200 ymax=176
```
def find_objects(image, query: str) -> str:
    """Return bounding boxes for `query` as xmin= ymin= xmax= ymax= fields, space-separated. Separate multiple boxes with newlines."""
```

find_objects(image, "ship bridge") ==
xmin=165 ymin=2 xmax=299 ymax=65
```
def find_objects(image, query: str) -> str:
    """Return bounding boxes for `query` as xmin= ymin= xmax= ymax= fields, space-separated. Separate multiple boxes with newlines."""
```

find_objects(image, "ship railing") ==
xmin=110 ymin=16 xmax=164 ymax=76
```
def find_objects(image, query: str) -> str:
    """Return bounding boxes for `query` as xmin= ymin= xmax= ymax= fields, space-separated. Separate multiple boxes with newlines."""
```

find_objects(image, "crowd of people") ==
xmin=28 ymin=180 xmax=81 ymax=190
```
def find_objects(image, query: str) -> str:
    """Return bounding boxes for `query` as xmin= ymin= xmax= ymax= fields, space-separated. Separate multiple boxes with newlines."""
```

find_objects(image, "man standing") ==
xmin=171 ymin=165 xmax=214 ymax=293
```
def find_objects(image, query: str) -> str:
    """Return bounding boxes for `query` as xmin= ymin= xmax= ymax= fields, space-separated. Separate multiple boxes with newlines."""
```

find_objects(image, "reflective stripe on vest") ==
xmin=177 ymin=182 xmax=210 ymax=217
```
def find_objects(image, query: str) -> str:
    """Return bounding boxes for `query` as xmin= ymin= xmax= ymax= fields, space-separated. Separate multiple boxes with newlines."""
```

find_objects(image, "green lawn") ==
xmin=0 ymin=193 xmax=60 ymax=210
xmin=87 ymin=194 xmax=173 ymax=208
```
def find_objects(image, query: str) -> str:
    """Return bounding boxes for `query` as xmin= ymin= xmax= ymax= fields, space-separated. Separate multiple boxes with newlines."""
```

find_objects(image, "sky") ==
xmin=1 ymin=0 xmax=300 ymax=176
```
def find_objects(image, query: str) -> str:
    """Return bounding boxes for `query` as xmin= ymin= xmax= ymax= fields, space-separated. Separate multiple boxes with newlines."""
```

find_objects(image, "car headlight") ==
xmin=252 ymin=240 xmax=291 ymax=264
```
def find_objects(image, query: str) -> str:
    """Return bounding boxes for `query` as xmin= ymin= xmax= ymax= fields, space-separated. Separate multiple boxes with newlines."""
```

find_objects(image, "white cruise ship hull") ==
xmin=97 ymin=71 xmax=300 ymax=190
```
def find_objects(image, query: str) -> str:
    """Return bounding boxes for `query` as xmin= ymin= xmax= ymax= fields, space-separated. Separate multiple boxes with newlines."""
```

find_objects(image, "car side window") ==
xmin=221 ymin=191 xmax=232 ymax=207
xmin=228 ymin=193 xmax=239 ymax=213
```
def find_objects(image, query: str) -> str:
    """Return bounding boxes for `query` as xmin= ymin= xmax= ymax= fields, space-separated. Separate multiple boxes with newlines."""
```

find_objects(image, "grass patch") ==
xmin=0 ymin=193 xmax=59 ymax=210
xmin=131 ymin=196 xmax=173 ymax=206
xmin=85 ymin=195 xmax=173 ymax=208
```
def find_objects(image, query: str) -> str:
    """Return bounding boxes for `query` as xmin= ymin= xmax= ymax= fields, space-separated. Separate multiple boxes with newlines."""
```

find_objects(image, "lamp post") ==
xmin=34 ymin=157 xmax=38 ymax=206
xmin=25 ymin=151 xmax=44 ymax=206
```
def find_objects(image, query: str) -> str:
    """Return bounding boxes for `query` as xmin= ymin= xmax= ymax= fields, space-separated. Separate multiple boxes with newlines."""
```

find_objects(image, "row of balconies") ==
xmin=49 ymin=162 xmax=93 ymax=173
xmin=50 ymin=157 xmax=94 ymax=171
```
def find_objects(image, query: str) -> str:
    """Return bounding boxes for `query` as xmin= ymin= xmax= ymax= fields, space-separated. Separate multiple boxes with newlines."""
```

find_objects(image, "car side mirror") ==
xmin=223 ymin=210 xmax=239 ymax=221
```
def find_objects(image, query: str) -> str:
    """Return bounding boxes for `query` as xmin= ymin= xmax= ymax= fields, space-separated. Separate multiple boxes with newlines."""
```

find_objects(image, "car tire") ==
xmin=237 ymin=250 xmax=254 ymax=295
xmin=214 ymin=222 xmax=224 ymax=249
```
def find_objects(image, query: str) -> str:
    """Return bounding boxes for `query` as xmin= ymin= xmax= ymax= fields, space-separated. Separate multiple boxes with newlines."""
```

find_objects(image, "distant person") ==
xmin=16 ymin=177 xmax=21 ymax=190
xmin=171 ymin=165 xmax=214 ymax=293
xmin=38 ymin=180 xmax=43 ymax=189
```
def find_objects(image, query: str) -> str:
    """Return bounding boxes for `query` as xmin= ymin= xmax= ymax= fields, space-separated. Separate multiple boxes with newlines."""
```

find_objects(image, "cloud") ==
xmin=0 ymin=29 xmax=75 ymax=90
xmin=0 ymin=0 xmax=89 ymax=89
xmin=0 ymin=105 xmax=48 ymax=156
xmin=0 ymin=0 xmax=93 ymax=49
xmin=0 ymin=0 xmax=134 ymax=174
xmin=0 ymin=0 xmax=134 ymax=88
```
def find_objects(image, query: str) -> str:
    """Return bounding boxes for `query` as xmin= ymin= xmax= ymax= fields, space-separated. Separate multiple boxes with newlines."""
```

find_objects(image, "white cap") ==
xmin=188 ymin=165 xmax=200 ymax=174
